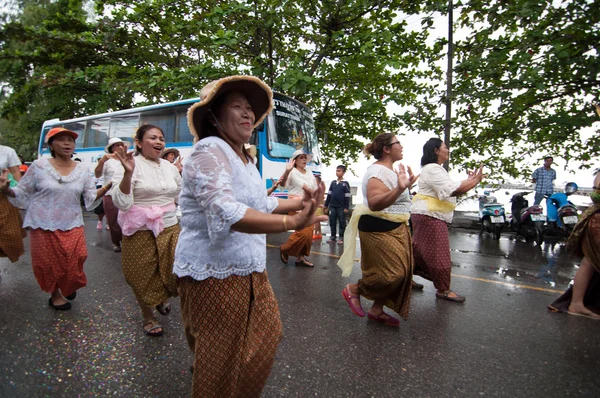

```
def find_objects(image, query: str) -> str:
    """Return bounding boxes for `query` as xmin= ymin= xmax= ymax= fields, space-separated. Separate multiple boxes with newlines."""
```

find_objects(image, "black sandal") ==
xmin=280 ymin=248 xmax=289 ymax=264
xmin=144 ymin=319 xmax=163 ymax=337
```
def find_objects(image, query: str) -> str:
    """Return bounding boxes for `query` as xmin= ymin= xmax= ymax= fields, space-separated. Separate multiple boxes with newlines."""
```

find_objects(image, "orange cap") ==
xmin=45 ymin=127 xmax=78 ymax=143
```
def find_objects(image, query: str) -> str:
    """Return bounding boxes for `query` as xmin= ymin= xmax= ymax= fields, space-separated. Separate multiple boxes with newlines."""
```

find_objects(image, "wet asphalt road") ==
xmin=1 ymin=220 xmax=599 ymax=397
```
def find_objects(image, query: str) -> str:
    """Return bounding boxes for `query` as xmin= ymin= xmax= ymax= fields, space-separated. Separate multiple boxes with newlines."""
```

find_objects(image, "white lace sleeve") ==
xmin=8 ymin=160 xmax=36 ymax=209
xmin=188 ymin=143 xmax=249 ymax=244
xmin=82 ymin=167 xmax=102 ymax=211
xmin=266 ymin=196 xmax=279 ymax=214
xmin=111 ymin=179 xmax=134 ymax=211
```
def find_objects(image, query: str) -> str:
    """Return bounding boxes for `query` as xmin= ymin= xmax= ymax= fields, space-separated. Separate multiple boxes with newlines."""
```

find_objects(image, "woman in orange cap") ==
xmin=0 ymin=127 xmax=111 ymax=310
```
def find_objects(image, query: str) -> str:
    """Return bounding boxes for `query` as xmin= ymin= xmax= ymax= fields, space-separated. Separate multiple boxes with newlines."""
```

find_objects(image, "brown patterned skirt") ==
xmin=121 ymin=224 xmax=180 ymax=307
xmin=29 ymin=227 xmax=87 ymax=296
xmin=411 ymin=213 xmax=452 ymax=292
xmin=0 ymin=194 xmax=25 ymax=262
xmin=178 ymin=271 xmax=282 ymax=398
xmin=280 ymin=212 xmax=313 ymax=258
xmin=358 ymin=223 xmax=413 ymax=319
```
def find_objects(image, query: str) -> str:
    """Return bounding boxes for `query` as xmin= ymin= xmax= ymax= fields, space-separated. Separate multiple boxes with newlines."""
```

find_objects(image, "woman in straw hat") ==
xmin=94 ymin=137 xmax=130 ymax=252
xmin=0 ymin=127 xmax=110 ymax=310
xmin=338 ymin=133 xmax=418 ymax=326
xmin=278 ymin=148 xmax=319 ymax=266
xmin=111 ymin=125 xmax=182 ymax=337
xmin=173 ymin=75 xmax=326 ymax=398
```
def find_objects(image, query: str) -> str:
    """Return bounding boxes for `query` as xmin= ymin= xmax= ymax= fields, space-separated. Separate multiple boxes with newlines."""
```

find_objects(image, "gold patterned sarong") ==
xmin=0 ymin=194 xmax=25 ymax=262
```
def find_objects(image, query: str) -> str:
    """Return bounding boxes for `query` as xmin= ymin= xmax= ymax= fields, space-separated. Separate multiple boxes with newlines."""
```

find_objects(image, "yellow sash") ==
xmin=412 ymin=193 xmax=456 ymax=213
xmin=337 ymin=204 xmax=409 ymax=277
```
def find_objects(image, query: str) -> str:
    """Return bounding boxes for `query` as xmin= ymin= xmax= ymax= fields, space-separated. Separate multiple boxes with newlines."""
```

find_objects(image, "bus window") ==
xmin=175 ymin=107 xmax=194 ymax=143
xmin=141 ymin=109 xmax=176 ymax=143
xmin=109 ymin=114 xmax=139 ymax=141
xmin=84 ymin=118 xmax=110 ymax=148
xmin=62 ymin=122 xmax=86 ymax=149
xmin=267 ymin=95 xmax=320 ymax=164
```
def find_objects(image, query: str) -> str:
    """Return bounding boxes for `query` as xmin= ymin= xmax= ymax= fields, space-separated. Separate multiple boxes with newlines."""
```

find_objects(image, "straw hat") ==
xmin=187 ymin=75 xmax=273 ymax=141
xmin=45 ymin=127 xmax=78 ymax=143
xmin=105 ymin=137 xmax=131 ymax=153
xmin=161 ymin=148 xmax=180 ymax=159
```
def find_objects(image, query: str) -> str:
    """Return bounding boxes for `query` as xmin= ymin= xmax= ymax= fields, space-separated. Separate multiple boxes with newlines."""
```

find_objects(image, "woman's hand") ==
xmin=174 ymin=156 xmax=184 ymax=173
xmin=293 ymin=185 xmax=328 ymax=230
xmin=407 ymin=165 xmax=420 ymax=187
xmin=468 ymin=164 xmax=485 ymax=183
xmin=285 ymin=158 xmax=296 ymax=172
xmin=0 ymin=169 xmax=10 ymax=193
xmin=395 ymin=163 xmax=411 ymax=191
xmin=114 ymin=151 xmax=135 ymax=174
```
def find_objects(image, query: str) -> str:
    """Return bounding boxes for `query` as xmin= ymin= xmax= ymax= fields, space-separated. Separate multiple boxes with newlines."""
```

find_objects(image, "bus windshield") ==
xmin=267 ymin=94 xmax=320 ymax=165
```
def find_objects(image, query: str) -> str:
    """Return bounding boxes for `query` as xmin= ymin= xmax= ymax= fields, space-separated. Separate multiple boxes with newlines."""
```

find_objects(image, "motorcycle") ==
xmin=544 ymin=182 xmax=579 ymax=237
xmin=509 ymin=191 xmax=545 ymax=245
xmin=478 ymin=190 xmax=506 ymax=240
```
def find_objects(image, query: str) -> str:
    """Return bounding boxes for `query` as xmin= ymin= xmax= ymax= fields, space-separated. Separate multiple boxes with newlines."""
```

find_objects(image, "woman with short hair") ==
xmin=0 ymin=128 xmax=109 ymax=310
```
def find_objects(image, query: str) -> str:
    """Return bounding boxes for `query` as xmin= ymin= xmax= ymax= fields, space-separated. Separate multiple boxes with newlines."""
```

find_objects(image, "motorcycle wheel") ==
xmin=534 ymin=225 xmax=544 ymax=246
xmin=494 ymin=225 xmax=502 ymax=240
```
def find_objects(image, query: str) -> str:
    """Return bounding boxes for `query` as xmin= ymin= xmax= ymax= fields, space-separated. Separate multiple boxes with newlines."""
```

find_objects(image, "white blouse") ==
xmin=111 ymin=155 xmax=182 ymax=229
xmin=173 ymin=137 xmax=279 ymax=281
xmin=101 ymin=158 xmax=125 ymax=193
xmin=411 ymin=163 xmax=461 ymax=223
xmin=284 ymin=167 xmax=317 ymax=197
xmin=8 ymin=158 xmax=100 ymax=231
xmin=362 ymin=164 xmax=411 ymax=215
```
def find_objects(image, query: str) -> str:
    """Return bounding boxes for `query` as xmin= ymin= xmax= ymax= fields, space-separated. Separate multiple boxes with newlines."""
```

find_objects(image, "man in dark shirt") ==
xmin=324 ymin=165 xmax=351 ymax=244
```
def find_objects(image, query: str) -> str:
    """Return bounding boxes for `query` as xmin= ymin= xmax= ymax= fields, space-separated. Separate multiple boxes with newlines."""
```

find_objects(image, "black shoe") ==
xmin=48 ymin=298 xmax=71 ymax=311
xmin=65 ymin=292 xmax=77 ymax=300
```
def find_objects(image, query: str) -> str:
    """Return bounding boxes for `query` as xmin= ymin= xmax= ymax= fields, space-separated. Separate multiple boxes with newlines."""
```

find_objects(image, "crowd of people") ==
xmin=1 ymin=75 xmax=599 ymax=397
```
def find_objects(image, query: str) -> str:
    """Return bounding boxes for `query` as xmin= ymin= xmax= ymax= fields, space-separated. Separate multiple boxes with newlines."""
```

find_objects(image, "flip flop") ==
xmin=411 ymin=281 xmax=424 ymax=290
xmin=279 ymin=248 xmax=288 ymax=264
xmin=144 ymin=320 xmax=163 ymax=337
xmin=567 ymin=311 xmax=600 ymax=320
xmin=436 ymin=290 xmax=466 ymax=303
xmin=155 ymin=302 xmax=171 ymax=316
xmin=295 ymin=259 xmax=314 ymax=267
xmin=341 ymin=286 xmax=365 ymax=317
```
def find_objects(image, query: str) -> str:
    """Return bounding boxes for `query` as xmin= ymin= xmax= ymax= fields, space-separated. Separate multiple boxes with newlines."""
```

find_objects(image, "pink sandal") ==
xmin=342 ymin=286 xmax=365 ymax=317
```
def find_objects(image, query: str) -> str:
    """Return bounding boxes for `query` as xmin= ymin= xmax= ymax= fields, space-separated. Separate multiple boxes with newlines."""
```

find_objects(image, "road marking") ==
xmin=268 ymin=244 xmax=564 ymax=294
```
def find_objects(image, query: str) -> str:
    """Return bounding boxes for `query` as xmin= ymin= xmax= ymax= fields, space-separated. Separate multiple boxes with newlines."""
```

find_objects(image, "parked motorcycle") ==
xmin=478 ymin=190 xmax=506 ymax=240
xmin=509 ymin=191 xmax=545 ymax=245
xmin=544 ymin=182 xmax=579 ymax=237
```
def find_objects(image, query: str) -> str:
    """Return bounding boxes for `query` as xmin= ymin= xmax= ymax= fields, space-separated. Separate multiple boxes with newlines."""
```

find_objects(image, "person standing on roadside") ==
xmin=312 ymin=170 xmax=326 ymax=240
xmin=94 ymin=137 xmax=129 ymax=252
xmin=0 ymin=143 xmax=25 ymax=262
xmin=324 ymin=165 xmax=351 ymax=244
xmin=532 ymin=155 xmax=556 ymax=206
xmin=1 ymin=128 xmax=110 ymax=310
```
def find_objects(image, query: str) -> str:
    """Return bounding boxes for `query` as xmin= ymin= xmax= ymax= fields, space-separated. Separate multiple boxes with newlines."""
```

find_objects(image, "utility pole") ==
xmin=444 ymin=0 xmax=454 ymax=171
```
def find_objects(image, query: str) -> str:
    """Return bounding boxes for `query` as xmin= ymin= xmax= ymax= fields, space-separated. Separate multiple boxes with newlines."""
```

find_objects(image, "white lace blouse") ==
xmin=173 ymin=137 xmax=279 ymax=281
xmin=362 ymin=163 xmax=411 ymax=215
xmin=8 ymin=158 xmax=101 ymax=231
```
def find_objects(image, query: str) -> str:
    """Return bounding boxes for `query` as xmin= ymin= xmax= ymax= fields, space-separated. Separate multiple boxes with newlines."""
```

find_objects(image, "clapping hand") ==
xmin=395 ymin=163 xmax=412 ymax=191
xmin=174 ymin=156 xmax=184 ymax=173
xmin=295 ymin=184 xmax=328 ymax=229
xmin=285 ymin=157 xmax=296 ymax=172
xmin=0 ymin=169 xmax=9 ymax=193
xmin=114 ymin=151 xmax=135 ymax=174
xmin=467 ymin=164 xmax=486 ymax=183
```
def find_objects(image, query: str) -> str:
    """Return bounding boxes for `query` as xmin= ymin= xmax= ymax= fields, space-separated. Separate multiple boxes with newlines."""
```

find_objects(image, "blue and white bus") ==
xmin=38 ymin=92 xmax=321 ymax=193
